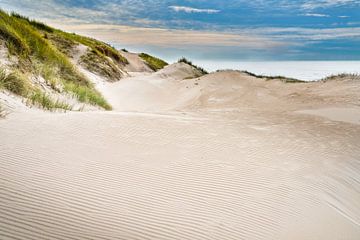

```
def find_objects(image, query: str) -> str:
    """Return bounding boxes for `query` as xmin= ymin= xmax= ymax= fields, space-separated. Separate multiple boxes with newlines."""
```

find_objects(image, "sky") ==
xmin=0 ymin=0 xmax=360 ymax=63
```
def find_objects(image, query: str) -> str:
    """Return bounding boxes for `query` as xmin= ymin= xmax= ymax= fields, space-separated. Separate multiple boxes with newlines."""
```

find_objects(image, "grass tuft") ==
xmin=241 ymin=70 xmax=305 ymax=83
xmin=29 ymin=89 xmax=72 ymax=111
xmin=178 ymin=57 xmax=208 ymax=75
xmin=0 ymin=68 xmax=29 ymax=96
xmin=80 ymin=49 xmax=122 ymax=81
xmin=64 ymin=82 xmax=112 ymax=110
xmin=0 ymin=104 xmax=6 ymax=118
xmin=139 ymin=53 xmax=168 ymax=71
xmin=321 ymin=73 xmax=360 ymax=82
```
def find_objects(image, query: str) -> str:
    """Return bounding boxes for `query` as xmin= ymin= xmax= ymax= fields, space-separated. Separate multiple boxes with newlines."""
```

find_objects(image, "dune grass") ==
xmin=80 ymin=49 xmax=122 ymax=81
xmin=0 ymin=10 xmax=111 ymax=109
xmin=11 ymin=12 xmax=128 ymax=65
xmin=0 ymin=68 xmax=29 ymax=96
xmin=178 ymin=57 xmax=208 ymax=75
xmin=139 ymin=53 xmax=168 ymax=71
xmin=321 ymin=73 xmax=360 ymax=82
xmin=0 ymin=68 xmax=72 ymax=111
xmin=56 ymin=31 xmax=128 ymax=65
xmin=30 ymin=89 xmax=72 ymax=111
xmin=241 ymin=70 xmax=305 ymax=83
xmin=0 ymin=104 xmax=4 ymax=118
xmin=64 ymin=82 xmax=111 ymax=110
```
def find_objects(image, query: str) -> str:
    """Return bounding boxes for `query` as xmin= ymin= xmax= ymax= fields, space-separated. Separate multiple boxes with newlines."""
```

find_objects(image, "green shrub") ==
xmin=139 ymin=53 xmax=168 ymax=71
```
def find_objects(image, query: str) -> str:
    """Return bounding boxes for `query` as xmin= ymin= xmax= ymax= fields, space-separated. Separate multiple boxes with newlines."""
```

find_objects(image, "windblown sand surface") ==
xmin=1 ymin=64 xmax=360 ymax=239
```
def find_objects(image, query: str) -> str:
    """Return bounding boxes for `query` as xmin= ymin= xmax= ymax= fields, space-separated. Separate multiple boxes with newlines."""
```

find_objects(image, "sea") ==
xmin=197 ymin=61 xmax=360 ymax=81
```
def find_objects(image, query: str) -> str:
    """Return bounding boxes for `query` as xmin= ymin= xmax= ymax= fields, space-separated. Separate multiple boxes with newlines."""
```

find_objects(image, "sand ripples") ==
xmin=1 ymin=112 xmax=360 ymax=239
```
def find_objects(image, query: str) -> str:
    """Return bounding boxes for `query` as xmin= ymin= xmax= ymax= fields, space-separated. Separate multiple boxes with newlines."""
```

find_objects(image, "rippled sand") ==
xmin=1 ymin=65 xmax=360 ymax=239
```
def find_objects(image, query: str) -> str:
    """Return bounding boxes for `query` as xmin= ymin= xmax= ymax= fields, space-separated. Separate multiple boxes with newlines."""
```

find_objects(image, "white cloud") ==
xmin=49 ymin=23 xmax=283 ymax=50
xmin=338 ymin=15 xmax=350 ymax=18
xmin=302 ymin=0 xmax=359 ymax=9
xmin=303 ymin=13 xmax=330 ymax=17
xmin=169 ymin=6 xmax=220 ymax=14
xmin=251 ymin=27 xmax=360 ymax=41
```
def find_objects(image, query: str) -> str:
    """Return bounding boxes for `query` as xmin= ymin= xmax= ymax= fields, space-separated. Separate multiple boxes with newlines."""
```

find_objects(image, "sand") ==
xmin=1 ymin=64 xmax=360 ymax=239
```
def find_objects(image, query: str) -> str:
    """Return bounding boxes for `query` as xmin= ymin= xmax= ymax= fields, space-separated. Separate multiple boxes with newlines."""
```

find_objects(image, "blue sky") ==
xmin=0 ymin=0 xmax=360 ymax=62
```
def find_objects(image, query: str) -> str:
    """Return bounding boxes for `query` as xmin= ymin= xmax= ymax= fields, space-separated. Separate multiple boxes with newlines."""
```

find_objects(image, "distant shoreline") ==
xmin=187 ymin=60 xmax=360 ymax=81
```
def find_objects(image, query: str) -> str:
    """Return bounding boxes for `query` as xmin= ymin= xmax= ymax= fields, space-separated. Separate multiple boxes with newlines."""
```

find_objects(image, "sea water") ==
xmin=198 ymin=61 xmax=360 ymax=81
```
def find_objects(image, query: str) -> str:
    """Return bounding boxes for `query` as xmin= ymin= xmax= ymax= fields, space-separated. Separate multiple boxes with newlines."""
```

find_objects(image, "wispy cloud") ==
xmin=301 ymin=0 xmax=359 ymax=10
xmin=0 ymin=0 xmax=358 ymax=60
xmin=169 ymin=6 xmax=220 ymax=14
xmin=303 ymin=13 xmax=330 ymax=17
xmin=49 ymin=23 xmax=283 ymax=50
xmin=252 ymin=27 xmax=360 ymax=41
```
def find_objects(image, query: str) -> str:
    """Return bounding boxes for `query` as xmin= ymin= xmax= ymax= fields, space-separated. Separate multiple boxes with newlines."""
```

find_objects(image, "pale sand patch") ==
xmin=297 ymin=107 xmax=360 ymax=125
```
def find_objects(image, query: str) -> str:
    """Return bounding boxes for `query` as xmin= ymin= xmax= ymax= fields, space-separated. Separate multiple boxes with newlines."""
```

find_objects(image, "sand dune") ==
xmin=1 ymin=64 xmax=360 ymax=239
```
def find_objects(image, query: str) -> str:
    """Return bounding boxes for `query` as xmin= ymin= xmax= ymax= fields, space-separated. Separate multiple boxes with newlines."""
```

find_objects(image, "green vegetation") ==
xmin=0 ymin=68 xmax=29 ymax=96
xmin=55 ymin=30 xmax=128 ymax=65
xmin=242 ymin=70 xmax=305 ymax=83
xmin=30 ymin=89 xmax=72 ymax=111
xmin=9 ymin=12 xmax=127 ymax=67
xmin=0 ymin=10 xmax=112 ymax=109
xmin=80 ymin=49 xmax=122 ymax=81
xmin=321 ymin=73 xmax=360 ymax=82
xmin=139 ymin=53 xmax=168 ymax=71
xmin=64 ymin=82 xmax=111 ymax=110
xmin=178 ymin=57 xmax=208 ymax=75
